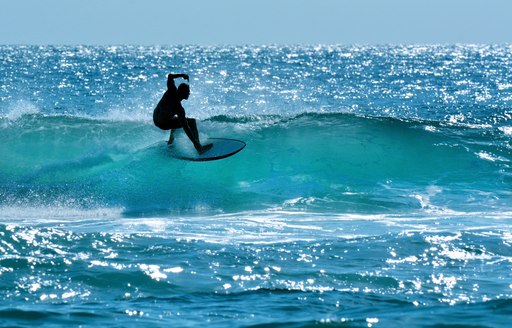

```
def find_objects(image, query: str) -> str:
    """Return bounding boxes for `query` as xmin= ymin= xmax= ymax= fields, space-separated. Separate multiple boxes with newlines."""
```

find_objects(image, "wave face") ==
xmin=1 ymin=112 xmax=510 ymax=217
xmin=1 ymin=45 xmax=512 ymax=327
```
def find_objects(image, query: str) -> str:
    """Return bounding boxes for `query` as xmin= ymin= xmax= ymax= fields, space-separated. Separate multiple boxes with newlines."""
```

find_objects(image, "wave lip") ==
xmin=0 ymin=100 xmax=40 ymax=121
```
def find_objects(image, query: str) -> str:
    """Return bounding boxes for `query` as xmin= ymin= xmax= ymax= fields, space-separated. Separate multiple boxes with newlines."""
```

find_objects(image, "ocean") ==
xmin=0 ymin=44 xmax=511 ymax=327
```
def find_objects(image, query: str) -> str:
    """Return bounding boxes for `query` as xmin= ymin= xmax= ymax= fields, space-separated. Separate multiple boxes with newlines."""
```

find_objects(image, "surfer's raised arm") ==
xmin=167 ymin=73 xmax=189 ymax=81
xmin=168 ymin=73 xmax=189 ymax=80
xmin=166 ymin=73 xmax=189 ymax=90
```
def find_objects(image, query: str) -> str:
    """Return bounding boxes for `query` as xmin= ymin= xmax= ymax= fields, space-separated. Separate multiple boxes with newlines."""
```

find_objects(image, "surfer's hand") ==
xmin=183 ymin=74 xmax=189 ymax=81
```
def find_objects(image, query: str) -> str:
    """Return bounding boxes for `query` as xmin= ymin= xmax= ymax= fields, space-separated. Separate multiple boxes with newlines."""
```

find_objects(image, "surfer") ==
xmin=153 ymin=73 xmax=212 ymax=154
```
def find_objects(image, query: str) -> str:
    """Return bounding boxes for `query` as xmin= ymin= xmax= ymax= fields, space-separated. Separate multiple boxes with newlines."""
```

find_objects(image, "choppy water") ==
xmin=1 ymin=45 xmax=511 ymax=327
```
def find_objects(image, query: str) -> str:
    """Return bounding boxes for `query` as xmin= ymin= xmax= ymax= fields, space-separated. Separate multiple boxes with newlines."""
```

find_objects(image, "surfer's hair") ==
xmin=178 ymin=83 xmax=190 ymax=98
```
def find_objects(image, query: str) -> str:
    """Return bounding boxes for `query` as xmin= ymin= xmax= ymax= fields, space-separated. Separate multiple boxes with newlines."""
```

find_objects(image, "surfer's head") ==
xmin=178 ymin=83 xmax=190 ymax=100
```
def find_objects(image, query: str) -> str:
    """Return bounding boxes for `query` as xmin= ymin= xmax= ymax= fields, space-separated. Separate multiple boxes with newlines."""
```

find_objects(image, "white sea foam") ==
xmin=499 ymin=126 xmax=512 ymax=135
xmin=476 ymin=151 xmax=509 ymax=162
xmin=1 ymin=100 xmax=40 ymax=121
xmin=0 ymin=206 xmax=125 ymax=223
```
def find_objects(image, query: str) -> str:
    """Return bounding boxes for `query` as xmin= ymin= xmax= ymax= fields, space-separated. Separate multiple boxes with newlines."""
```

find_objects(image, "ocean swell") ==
xmin=1 ymin=112 xmax=509 ymax=217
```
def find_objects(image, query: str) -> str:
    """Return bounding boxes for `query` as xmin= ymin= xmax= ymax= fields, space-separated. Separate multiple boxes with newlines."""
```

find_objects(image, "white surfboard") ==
xmin=169 ymin=138 xmax=246 ymax=161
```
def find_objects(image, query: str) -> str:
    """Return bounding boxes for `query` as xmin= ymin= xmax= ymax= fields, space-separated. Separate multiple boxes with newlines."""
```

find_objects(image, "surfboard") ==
xmin=169 ymin=138 xmax=246 ymax=161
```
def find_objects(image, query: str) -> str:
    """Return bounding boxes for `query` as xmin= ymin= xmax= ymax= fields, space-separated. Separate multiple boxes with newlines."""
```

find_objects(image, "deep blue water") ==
xmin=1 ymin=45 xmax=511 ymax=327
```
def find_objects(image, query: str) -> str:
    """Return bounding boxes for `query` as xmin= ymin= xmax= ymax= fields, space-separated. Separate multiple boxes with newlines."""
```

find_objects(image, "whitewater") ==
xmin=0 ymin=45 xmax=511 ymax=327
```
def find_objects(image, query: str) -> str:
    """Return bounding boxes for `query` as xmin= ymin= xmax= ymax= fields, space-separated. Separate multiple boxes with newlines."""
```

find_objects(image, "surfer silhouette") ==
xmin=153 ymin=73 xmax=212 ymax=154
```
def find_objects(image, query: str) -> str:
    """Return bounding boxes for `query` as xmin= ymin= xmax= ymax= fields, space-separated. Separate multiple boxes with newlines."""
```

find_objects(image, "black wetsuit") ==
xmin=153 ymin=77 xmax=184 ymax=130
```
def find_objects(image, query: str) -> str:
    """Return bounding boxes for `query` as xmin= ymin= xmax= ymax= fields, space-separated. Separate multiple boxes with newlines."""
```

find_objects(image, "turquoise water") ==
xmin=1 ymin=45 xmax=511 ymax=327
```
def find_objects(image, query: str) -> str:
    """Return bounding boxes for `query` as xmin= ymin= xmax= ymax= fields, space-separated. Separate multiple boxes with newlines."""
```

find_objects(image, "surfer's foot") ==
xmin=167 ymin=136 xmax=174 ymax=145
xmin=197 ymin=143 xmax=213 ymax=154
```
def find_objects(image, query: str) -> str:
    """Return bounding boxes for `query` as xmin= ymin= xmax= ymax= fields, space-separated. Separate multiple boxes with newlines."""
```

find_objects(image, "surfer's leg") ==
xmin=168 ymin=129 xmax=175 ymax=145
xmin=187 ymin=118 xmax=212 ymax=154
xmin=166 ymin=117 xmax=181 ymax=145
xmin=187 ymin=118 xmax=199 ymax=141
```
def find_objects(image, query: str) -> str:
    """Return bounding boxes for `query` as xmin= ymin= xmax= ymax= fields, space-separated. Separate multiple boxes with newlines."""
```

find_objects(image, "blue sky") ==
xmin=1 ymin=0 xmax=511 ymax=45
